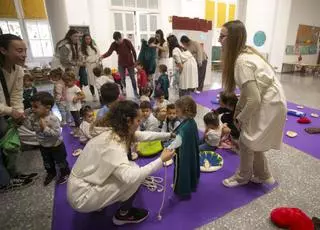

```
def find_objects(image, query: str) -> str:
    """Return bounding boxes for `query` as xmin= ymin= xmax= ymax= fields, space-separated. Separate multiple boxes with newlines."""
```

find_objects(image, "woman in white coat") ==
xmin=167 ymin=35 xmax=198 ymax=97
xmin=81 ymin=34 xmax=100 ymax=100
xmin=219 ymin=20 xmax=287 ymax=188
xmin=67 ymin=100 xmax=175 ymax=226
xmin=154 ymin=29 xmax=169 ymax=77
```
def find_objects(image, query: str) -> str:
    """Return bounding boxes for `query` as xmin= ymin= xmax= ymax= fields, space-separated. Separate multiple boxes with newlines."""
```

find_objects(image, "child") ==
xmin=140 ymin=86 xmax=151 ymax=102
xmin=50 ymin=68 xmax=67 ymax=125
xmin=94 ymin=67 xmax=114 ymax=100
xmin=200 ymin=111 xmax=223 ymax=151
xmin=136 ymin=61 xmax=148 ymax=96
xmin=156 ymin=64 xmax=170 ymax=100
xmin=111 ymin=70 xmax=123 ymax=92
xmin=215 ymin=91 xmax=240 ymax=140
xmin=23 ymin=92 xmax=70 ymax=186
xmin=103 ymin=67 xmax=115 ymax=83
xmin=153 ymin=90 xmax=170 ymax=110
xmin=140 ymin=101 xmax=160 ymax=132
xmin=162 ymin=104 xmax=180 ymax=133
xmin=173 ymin=96 xmax=200 ymax=198
xmin=96 ymin=82 xmax=120 ymax=120
xmin=79 ymin=105 xmax=94 ymax=144
xmin=23 ymin=72 xmax=37 ymax=110
xmin=64 ymin=71 xmax=85 ymax=137
xmin=155 ymin=106 xmax=167 ymax=130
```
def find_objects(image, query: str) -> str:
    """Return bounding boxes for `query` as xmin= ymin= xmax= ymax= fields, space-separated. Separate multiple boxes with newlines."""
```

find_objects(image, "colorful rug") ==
xmin=192 ymin=89 xmax=320 ymax=159
xmin=52 ymin=127 xmax=277 ymax=230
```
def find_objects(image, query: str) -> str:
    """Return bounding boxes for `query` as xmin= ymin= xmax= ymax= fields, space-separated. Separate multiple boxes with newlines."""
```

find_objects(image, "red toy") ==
xmin=297 ymin=116 xmax=311 ymax=124
xmin=270 ymin=207 xmax=314 ymax=230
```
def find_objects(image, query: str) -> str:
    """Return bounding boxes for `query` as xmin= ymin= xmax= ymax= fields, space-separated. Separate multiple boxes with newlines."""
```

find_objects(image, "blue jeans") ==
xmin=118 ymin=65 xmax=138 ymax=95
xmin=199 ymin=143 xmax=217 ymax=152
xmin=0 ymin=148 xmax=10 ymax=186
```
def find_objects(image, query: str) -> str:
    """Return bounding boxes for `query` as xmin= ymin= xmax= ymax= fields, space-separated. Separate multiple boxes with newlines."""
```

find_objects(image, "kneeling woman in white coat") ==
xmin=67 ymin=100 xmax=175 ymax=226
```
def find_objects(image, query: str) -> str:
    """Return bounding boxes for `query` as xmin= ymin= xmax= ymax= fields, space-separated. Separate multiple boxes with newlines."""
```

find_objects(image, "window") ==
xmin=0 ymin=20 xmax=23 ymax=38
xmin=25 ymin=20 xmax=53 ymax=57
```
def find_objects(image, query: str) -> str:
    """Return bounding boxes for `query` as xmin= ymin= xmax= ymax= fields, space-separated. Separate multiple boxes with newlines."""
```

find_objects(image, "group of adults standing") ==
xmin=53 ymin=28 xmax=208 ymax=98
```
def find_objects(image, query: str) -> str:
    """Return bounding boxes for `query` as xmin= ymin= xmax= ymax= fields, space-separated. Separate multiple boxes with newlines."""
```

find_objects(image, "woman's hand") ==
xmin=177 ymin=63 xmax=183 ymax=73
xmin=170 ymin=133 xmax=176 ymax=138
xmin=160 ymin=148 xmax=175 ymax=162
xmin=11 ymin=109 xmax=25 ymax=121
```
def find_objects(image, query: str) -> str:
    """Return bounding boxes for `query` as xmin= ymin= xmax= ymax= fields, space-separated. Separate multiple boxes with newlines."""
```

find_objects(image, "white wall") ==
xmin=283 ymin=0 xmax=320 ymax=64
xmin=244 ymin=0 xmax=277 ymax=54
xmin=268 ymin=0 xmax=292 ymax=70
xmin=65 ymin=0 xmax=90 ymax=26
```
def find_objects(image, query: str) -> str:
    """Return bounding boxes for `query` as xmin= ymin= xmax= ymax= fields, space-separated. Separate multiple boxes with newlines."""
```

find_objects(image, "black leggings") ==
xmin=89 ymin=85 xmax=95 ymax=96
xmin=70 ymin=111 xmax=81 ymax=127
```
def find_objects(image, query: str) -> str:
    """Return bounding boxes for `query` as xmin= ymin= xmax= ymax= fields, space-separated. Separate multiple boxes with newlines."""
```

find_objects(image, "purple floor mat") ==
xmin=192 ymin=89 xmax=320 ymax=159
xmin=52 ymin=127 xmax=277 ymax=230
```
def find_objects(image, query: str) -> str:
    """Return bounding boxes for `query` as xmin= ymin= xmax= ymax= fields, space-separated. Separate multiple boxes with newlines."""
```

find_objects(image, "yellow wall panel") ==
xmin=217 ymin=2 xmax=226 ymax=28
xmin=0 ymin=0 xmax=17 ymax=18
xmin=228 ymin=4 xmax=236 ymax=21
xmin=205 ymin=0 xmax=215 ymax=21
xmin=22 ymin=0 xmax=47 ymax=19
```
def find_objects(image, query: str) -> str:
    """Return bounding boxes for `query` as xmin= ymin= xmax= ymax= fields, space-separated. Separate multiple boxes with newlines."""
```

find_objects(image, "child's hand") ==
xmin=170 ymin=133 xmax=176 ymax=138
xmin=160 ymin=148 xmax=175 ymax=162
xmin=39 ymin=118 xmax=46 ymax=130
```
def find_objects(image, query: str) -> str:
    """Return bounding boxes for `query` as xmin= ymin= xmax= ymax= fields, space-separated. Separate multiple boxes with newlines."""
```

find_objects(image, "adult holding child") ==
xmin=219 ymin=20 xmax=286 ymax=188
xmin=167 ymin=35 xmax=198 ymax=97
xmin=67 ymin=100 xmax=175 ymax=225
xmin=81 ymin=34 xmax=101 ymax=100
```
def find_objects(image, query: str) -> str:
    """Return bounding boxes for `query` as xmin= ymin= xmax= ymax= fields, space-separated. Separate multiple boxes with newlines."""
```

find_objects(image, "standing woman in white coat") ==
xmin=81 ymin=34 xmax=100 ymax=100
xmin=154 ymin=30 xmax=169 ymax=77
xmin=219 ymin=20 xmax=287 ymax=188
xmin=67 ymin=100 xmax=175 ymax=225
xmin=167 ymin=35 xmax=198 ymax=97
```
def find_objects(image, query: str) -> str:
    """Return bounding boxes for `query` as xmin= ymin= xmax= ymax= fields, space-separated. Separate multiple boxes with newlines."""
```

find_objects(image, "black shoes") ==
xmin=113 ymin=207 xmax=149 ymax=226
xmin=0 ymin=178 xmax=34 ymax=193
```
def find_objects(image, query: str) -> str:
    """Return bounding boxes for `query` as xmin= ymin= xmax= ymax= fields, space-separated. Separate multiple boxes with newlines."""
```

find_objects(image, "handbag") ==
xmin=0 ymin=118 xmax=21 ymax=152
xmin=0 ymin=68 xmax=10 ymax=139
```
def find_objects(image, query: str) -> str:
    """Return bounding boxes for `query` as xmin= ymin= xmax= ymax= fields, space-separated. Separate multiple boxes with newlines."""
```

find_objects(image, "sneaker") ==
xmin=250 ymin=176 xmax=275 ymax=185
xmin=0 ymin=178 xmax=34 ymax=193
xmin=222 ymin=175 xmax=249 ymax=188
xmin=44 ymin=173 xmax=56 ymax=186
xmin=113 ymin=207 xmax=149 ymax=226
xmin=15 ymin=172 xmax=39 ymax=180
xmin=194 ymin=90 xmax=201 ymax=94
xmin=57 ymin=174 xmax=69 ymax=185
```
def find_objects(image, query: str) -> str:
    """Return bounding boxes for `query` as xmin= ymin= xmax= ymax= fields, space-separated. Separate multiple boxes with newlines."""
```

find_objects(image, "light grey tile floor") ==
xmin=1 ymin=72 xmax=320 ymax=230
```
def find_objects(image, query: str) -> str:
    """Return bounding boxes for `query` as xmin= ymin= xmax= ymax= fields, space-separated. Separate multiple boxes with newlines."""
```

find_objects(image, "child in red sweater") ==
xmin=136 ymin=61 xmax=148 ymax=96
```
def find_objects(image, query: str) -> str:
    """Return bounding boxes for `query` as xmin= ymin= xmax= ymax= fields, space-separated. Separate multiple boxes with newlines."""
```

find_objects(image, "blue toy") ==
xmin=287 ymin=109 xmax=306 ymax=117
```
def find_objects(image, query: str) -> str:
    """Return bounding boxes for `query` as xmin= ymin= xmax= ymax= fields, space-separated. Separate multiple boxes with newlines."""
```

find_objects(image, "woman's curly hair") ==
xmin=94 ymin=100 xmax=140 ymax=150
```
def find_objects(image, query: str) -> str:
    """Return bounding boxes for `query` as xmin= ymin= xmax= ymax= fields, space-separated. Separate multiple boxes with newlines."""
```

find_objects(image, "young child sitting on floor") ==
xmin=140 ymin=101 xmax=160 ymax=132
xmin=64 ymin=71 xmax=86 ymax=137
xmin=23 ymin=72 xmax=37 ymax=110
xmin=79 ymin=105 xmax=95 ymax=145
xmin=172 ymin=96 xmax=200 ymax=198
xmin=140 ymin=86 xmax=151 ymax=102
xmin=23 ymin=92 xmax=70 ymax=186
xmin=50 ymin=68 xmax=67 ymax=126
xmin=94 ymin=67 xmax=114 ymax=101
xmin=200 ymin=111 xmax=224 ymax=151
xmin=215 ymin=91 xmax=240 ymax=140
xmin=162 ymin=104 xmax=180 ymax=133
xmin=155 ymin=106 xmax=167 ymax=130
xmin=96 ymin=82 xmax=120 ymax=120
xmin=153 ymin=90 xmax=170 ymax=111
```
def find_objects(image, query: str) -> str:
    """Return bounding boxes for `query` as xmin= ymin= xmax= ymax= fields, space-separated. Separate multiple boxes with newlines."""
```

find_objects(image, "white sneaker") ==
xmin=250 ymin=176 xmax=275 ymax=185
xmin=195 ymin=90 xmax=201 ymax=94
xmin=222 ymin=176 xmax=249 ymax=188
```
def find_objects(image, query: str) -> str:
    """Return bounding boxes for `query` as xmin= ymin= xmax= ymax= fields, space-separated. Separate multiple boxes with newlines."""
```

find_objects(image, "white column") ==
xmin=44 ymin=0 xmax=69 ymax=45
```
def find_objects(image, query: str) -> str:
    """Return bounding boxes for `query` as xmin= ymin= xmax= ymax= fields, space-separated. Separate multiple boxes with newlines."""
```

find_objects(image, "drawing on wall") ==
xmin=294 ymin=24 xmax=320 ymax=55
xmin=253 ymin=31 xmax=266 ymax=47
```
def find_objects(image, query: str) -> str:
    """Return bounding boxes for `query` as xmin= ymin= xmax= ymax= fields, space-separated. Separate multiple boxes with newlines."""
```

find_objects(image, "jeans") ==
xmin=56 ymin=102 xmax=67 ymax=124
xmin=70 ymin=111 xmax=81 ymax=127
xmin=3 ymin=148 xmax=20 ymax=177
xmin=118 ymin=65 xmax=138 ymax=95
xmin=199 ymin=142 xmax=217 ymax=152
xmin=197 ymin=59 xmax=207 ymax=91
xmin=39 ymin=143 xmax=70 ymax=176
xmin=0 ymin=148 xmax=10 ymax=186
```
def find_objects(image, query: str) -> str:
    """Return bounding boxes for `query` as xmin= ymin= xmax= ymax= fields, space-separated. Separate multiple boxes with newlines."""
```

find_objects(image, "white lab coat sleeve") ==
xmin=113 ymin=158 xmax=163 ymax=185
xmin=134 ymin=131 xmax=171 ymax=142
